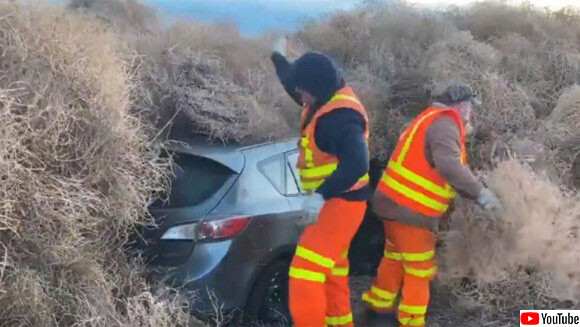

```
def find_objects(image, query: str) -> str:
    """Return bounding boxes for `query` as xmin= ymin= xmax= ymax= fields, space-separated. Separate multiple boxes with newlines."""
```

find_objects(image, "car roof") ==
xmin=238 ymin=138 xmax=298 ymax=152
xmin=163 ymin=137 xmax=299 ymax=173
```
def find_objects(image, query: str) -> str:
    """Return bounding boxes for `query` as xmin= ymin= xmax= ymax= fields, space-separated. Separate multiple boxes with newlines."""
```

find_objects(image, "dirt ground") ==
xmin=349 ymin=277 xmax=518 ymax=327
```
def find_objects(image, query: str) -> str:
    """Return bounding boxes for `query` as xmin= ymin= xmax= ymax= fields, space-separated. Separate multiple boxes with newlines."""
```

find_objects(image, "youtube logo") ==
xmin=521 ymin=312 xmax=540 ymax=325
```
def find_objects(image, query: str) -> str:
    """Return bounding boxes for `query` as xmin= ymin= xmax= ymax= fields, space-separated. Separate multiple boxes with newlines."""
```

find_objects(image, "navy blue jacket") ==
xmin=271 ymin=52 xmax=370 ymax=201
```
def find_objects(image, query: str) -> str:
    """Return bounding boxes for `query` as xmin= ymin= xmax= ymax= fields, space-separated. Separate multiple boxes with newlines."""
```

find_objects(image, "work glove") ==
xmin=297 ymin=192 xmax=325 ymax=226
xmin=476 ymin=187 xmax=504 ymax=213
xmin=271 ymin=36 xmax=288 ymax=56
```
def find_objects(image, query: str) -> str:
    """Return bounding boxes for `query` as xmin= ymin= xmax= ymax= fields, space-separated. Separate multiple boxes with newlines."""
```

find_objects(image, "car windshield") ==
xmin=152 ymin=152 xmax=236 ymax=208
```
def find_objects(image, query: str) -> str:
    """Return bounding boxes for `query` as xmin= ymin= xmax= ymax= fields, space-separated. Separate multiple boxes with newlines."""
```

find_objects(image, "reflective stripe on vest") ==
xmin=378 ymin=107 xmax=466 ymax=217
xmin=297 ymin=86 xmax=370 ymax=192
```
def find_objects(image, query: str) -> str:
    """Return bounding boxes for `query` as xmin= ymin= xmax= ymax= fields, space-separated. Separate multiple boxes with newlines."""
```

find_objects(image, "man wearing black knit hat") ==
xmin=270 ymin=37 xmax=370 ymax=327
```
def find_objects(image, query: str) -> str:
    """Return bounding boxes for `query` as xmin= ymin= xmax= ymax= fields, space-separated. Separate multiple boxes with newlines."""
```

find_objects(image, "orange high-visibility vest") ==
xmin=377 ymin=106 xmax=468 ymax=217
xmin=296 ymin=86 xmax=370 ymax=193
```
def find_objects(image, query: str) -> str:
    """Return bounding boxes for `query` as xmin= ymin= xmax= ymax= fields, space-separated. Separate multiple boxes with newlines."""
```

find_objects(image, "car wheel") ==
xmin=244 ymin=259 xmax=292 ymax=326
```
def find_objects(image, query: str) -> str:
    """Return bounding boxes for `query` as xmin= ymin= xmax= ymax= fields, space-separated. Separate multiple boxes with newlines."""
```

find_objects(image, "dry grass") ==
xmin=0 ymin=2 xmax=199 ymax=326
xmin=131 ymin=21 xmax=294 ymax=144
xmin=438 ymin=160 xmax=580 ymax=322
xmin=69 ymin=0 xmax=297 ymax=144
xmin=68 ymin=0 xmax=158 ymax=34
xmin=2 ymin=0 xmax=580 ymax=325
xmin=427 ymin=30 xmax=536 ymax=141
xmin=449 ymin=1 xmax=580 ymax=118
xmin=544 ymin=85 xmax=580 ymax=166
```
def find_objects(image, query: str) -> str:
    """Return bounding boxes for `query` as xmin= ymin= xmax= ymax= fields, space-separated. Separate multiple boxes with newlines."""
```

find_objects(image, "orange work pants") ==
xmin=289 ymin=198 xmax=366 ymax=327
xmin=362 ymin=219 xmax=436 ymax=327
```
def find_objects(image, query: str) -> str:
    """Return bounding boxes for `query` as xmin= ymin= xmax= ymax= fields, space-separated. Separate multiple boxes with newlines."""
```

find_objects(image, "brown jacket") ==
xmin=373 ymin=111 xmax=483 ymax=230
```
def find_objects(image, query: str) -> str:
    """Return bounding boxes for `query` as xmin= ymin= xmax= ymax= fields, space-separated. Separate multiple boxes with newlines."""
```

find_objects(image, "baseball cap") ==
xmin=435 ymin=82 xmax=482 ymax=107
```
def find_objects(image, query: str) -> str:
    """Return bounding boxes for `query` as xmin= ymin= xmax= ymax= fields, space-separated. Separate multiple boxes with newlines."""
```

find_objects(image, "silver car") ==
xmin=138 ymin=136 xmax=306 ymax=325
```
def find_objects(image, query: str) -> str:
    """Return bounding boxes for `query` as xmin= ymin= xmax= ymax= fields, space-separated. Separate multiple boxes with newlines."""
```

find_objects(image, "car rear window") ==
xmin=153 ymin=152 xmax=235 ymax=208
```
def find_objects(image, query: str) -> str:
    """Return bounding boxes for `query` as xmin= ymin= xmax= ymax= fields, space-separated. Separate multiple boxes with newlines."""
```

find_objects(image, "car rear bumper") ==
xmin=152 ymin=239 xmax=250 ymax=314
xmin=150 ymin=215 xmax=301 ymax=316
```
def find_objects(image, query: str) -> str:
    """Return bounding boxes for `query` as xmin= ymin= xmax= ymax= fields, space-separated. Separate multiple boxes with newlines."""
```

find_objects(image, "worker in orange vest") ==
xmin=270 ymin=37 xmax=370 ymax=327
xmin=360 ymin=82 xmax=503 ymax=327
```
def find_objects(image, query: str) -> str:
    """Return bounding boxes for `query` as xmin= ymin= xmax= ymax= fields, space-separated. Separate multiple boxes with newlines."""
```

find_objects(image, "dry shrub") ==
xmin=452 ymin=1 xmax=580 ymax=44
xmin=298 ymin=11 xmax=371 ymax=65
xmin=541 ymin=85 xmax=580 ymax=187
xmin=545 ymin=85 xmax=580 ymax=156
xmin=0 ymin=3 xmax=197 ymax=326
xmin=132 ymin=22 xmax=293 ymax=143
xmin=493 ymin=35 xmax=580 ymax=117
xmin=439 ymin=160 xmax=580 ymax=319
xmin=68 ymin=0 xmax=157 ymax=34
xmin=450 ymin=1 xmax=542 ymax=42
xmin=427 ymin=30 xmax=536 ymax=140
xmin=453 ymin=2 xmax=580 ymax=117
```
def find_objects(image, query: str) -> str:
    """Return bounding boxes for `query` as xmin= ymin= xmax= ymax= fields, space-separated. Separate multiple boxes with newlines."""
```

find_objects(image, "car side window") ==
xmin=258 ymin=150 xmax=304 ymax=196
xmin=285 ymin=151 xmax=303 ymax=195
xmin=258 ymin=154 xmax=286 ymax=195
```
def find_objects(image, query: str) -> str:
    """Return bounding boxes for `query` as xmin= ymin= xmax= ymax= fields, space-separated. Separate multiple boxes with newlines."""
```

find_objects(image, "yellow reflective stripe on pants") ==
xmin=295 ymin=246 xmax=335 ymax=269
xmin=382 ymin=175 xmax=449 ymax=213
xmin=384 ymin=251 xmax=402 ymax=260
xmin=371 ymin=286 xmax=397 ymax=301
xmin=331 ymin=266 xmax=349 ymax=276
xmin=399 ymin=316 xmax=426 ymax=326
xmin=384 ymin=250 xmax=435 ymax=262
xmin=388 ymin=160 xmax=455 ymax=199
xmin=399 ymin=304 xmax=428 ymax=315
xmin=325 ymin=313 xmax=353 ymax=326
xmin=289 ymin=267 xmax=326 ymax=282
xmin=362 ymin=293 xmax=395 ymax=308
xmin=404 ymin=265 xmax=437 ymax=278
xmin=402 ymin=250 xmax=434 ymax=261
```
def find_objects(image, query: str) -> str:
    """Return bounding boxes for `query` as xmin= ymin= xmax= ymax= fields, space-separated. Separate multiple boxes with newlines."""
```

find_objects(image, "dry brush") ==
xmin=0 ymin=2 xmax=196 ymax=326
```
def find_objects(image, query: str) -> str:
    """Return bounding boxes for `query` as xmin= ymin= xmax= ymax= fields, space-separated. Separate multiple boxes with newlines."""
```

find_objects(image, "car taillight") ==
xmin=196 ymin=215 xmax=251 ymax=241
xmin=160 ymin=215 xmax=251 ymax=241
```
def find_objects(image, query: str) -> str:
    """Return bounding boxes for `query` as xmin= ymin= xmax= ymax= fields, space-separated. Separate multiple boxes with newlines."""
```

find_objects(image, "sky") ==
xmin=413 ymin=0 xmax=579 ymax=9
xmin=139 ymin=0 xmax=580 ymax=36
xmin=140 ymin=0 xmax=363 ymax=36
xmin=48 ymin=0 xmax=580 ymax=36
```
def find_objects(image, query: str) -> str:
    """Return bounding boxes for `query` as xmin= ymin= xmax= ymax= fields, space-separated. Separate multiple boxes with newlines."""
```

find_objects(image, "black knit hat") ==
xmin=292 ymin=52 xmax=343 ymax=105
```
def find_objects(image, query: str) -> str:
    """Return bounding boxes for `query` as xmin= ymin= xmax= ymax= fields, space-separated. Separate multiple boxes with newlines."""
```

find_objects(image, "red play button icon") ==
xmin=521 ymin=312 xmax=540 ymax=325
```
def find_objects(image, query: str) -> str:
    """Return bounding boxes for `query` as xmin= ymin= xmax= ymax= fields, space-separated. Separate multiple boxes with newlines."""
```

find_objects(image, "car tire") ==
xmin=244 ymin=259 xmax=293 ymax=327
